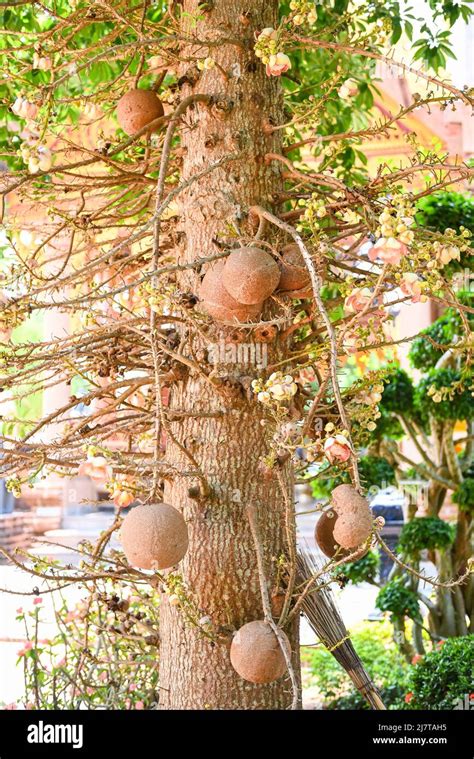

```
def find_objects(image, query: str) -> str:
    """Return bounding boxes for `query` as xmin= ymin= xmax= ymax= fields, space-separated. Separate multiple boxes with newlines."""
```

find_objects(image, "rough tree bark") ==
xmin=158 ymin=0 xmax=301 ymax=709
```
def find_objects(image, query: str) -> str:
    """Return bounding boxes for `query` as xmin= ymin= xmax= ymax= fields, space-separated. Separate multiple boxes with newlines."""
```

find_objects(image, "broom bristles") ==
xmin=297 ymin=548 xmax=386 ymax=710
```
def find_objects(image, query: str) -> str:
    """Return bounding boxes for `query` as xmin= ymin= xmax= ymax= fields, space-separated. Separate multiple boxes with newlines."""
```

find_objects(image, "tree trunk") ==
xmin=158 ymin=0 xmax=301 ymax=709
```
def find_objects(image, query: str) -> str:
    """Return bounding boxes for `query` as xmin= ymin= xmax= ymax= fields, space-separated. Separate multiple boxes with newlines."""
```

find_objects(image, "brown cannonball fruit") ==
xmin=330 ymin=484 xmax=373 ymax=550
xmin=315 ymin=510 xmax=369 ymax=560
xmin=230 ymin=620 xmax=290 ymax=684
xmin=199 ymin=260 xmax=262 ymax=323
xmin=222 ymin=247 xmax=280 ymax=305
xmin=116 ymin=89 xmax=164 ymax=135
xmin=120 ymin=502 xmax=188 ymax=570
xmin=315 ymin=510 xmax=347 ymax=558
xmin=278 ymin=244 xmax=310 ymax=292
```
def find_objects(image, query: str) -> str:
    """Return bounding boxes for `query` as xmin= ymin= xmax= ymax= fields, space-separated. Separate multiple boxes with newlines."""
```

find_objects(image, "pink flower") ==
xmin=437 ymin=639 xmax=446 ymax=648
xmin=324 ymin=435 xmax=352 ymax=464
xmin=32 ymin=53 xmax=52 ymax=71
xmin=400 ymin=273 xmax=425 ymax=304
xmin=99 ymin=671 xmax=108 ymax=682
xmin=343 ymin=310 xmax=388 ymax=355
xmin=4 ymin=703 xmax=17 ymax=710
xmin=266 ymin=53 xmax=291 ymax=77
xmin=33 ymin=597 xmax=43 ymax=605
xmin=124 ymin=698 xmax=131 ymax=710
xmin=113 ymin=489 xmax=135 ymax=509
xmin=11 ymin=97 xmax=38 ymax=121
xmin=16 ymin=607 xmax=23 ymax=614
xmin=135 ymin=701 xmax=144 ymax=710
xmin=368 ymin=237 xmax=408 ymax=265
xmin=17 ymin=641 xmax=33 ymax=657
xmin=78 ymin=455 xmax=113 ymax=483
xmin=344 ymin=287 xmax=373 ymax=313
xmin=298 ymin=367 xmax=317 ymax=384
xmin=129 ymin=683 xmax=137 ymax=692
xmin=411 ymin=654 xmax=422 ymax=665
xmin=404 ymin=692 xmax=414 ymax=704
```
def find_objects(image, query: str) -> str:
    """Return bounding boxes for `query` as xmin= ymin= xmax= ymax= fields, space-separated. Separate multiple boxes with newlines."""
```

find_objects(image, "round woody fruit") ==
xmin=120 ymin=502 xmax=188 ymax=570
xmin=315 ymin=510 xmax=346 ymax=558
xmin=116 ymin=89 xmax=164 ymax=135
xmin=199 ymin=260 xmax=262 ymax=323
xmin=315 ymin=509 xmax=369 ymax=559
xmin=330 ymin=484 xmax=372 ymax=550
xmin=230 ymin=620 xmax=290 ymax=684
xmin=278 ymin=243 xmax=310 ymax=292
xmin=222 ymin=247 xmax=280 ymax=305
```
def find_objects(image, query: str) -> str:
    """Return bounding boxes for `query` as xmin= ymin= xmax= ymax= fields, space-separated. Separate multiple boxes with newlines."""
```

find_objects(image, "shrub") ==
xmin=452 ymin=479 xmax=474 ymax=514
xmin=376 ymin=579 xmax=421 ymax=621
xmin=406 ymin=636 xmax=474 ymax=709
xmin=415 ymin=191 xmax=474 ymax=276
xmin=415 ymin=191 xmax=474 ymax=238
xmin=397 ymin=517 xmax=455 ymax=555
xmin=415 ymin=368 xmax=474 ymax=422
xmin=380 ymin=367 xmax=415 ymax=414
xmin=371 ymin=406 xmax=405 ymax=440
xmin=310 ymin=455 xmax=395 ymax=501
xmin=359 ymin=456 xmax=396 ymax=490
xmin=408 ymin=309 xmax=463 ymax=371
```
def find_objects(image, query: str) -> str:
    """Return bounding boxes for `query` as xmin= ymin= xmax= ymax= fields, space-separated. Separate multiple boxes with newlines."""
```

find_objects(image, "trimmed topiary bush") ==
xmin=380 ymin=367 xmax=415 ymax=414
xmin=415 ymin=191 xmax=474 ymax=276
xmin=376 ymin=579 xmax=422 ymax=621
xmin=415 ymin=368 xmax=474 ymax=422
xmin=408 ymin=308 xmax=463 ymax=370
xmin=405 ymin=636 xmax=474 ymax=709
xmin=359 ymin=455 xmax=396 ymax=490
xmin=397 ymin=517 xmax=455 ymax=556
xmin=452 ymin=479 xmax=474 ymax=514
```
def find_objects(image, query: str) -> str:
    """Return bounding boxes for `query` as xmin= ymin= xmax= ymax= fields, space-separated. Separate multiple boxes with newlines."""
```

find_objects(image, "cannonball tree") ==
xmin=0 ymin=0 xmax=473 ymax=709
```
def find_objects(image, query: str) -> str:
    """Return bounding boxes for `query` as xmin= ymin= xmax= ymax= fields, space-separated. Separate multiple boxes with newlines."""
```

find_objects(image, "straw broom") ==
xmin=297 ymin=548 xmax=386 ymax=710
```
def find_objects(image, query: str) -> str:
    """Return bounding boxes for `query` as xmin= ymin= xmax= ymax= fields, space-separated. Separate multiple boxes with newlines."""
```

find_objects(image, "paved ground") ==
xmin=0 ymin=496 xmax=382 ymax=707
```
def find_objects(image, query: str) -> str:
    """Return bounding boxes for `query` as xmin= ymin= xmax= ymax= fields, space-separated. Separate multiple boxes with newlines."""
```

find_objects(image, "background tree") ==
xmin=0 ymin=0 xmax=473 ymax=710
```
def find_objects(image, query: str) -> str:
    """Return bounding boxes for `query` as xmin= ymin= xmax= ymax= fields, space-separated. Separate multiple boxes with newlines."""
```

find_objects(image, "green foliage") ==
xmin=380 ymin=367 xmax=415 ymax=414
xmin=415 ymin=368 xmax=474 ymax=421
xmin=333 ymin=549 xmax=379 ymax=585
xmin=371 ymin=406 xmax=405 ymax=441
xmin=310 ymin=454 xmax=395 ymax=500
xmin=304 ymin=620 xmax=409 ymax=710
xmin=452 ymin=479 xmax=474 ymax=514
xmin=406 ymin=636 xmax=474 ymax=710
xmin=359 ymin=455 xmax=396 ymax=490
xmin=415 ymin=191 xmax=474 ymax=277
xmin=416 ymin=192 xmax=474 ymax=239
xmin=280 ymin=2 xmax=472 ymax=183
xmin=372 ymin=366 xmax=420 ymax=438
xmin=1 ymin=313 xmax=45 ymax=439
xmin=310 ymin=467 xmax=346 ymax=500
xmin=0 ymin=0 xmax=169 ymax=171
xmin=408 ymin=309 xmax=463 ymax=370
xmin=398 ymin=517 xmax=455 ymax=555
xmin=376 ymin=579 xmax=421 ymax=621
